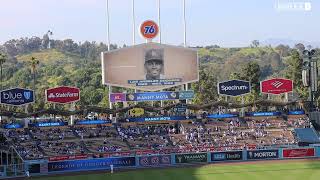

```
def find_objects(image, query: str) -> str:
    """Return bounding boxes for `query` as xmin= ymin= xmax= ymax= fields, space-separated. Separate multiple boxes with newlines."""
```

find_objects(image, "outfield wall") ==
xmin=3 ymin=146 xmax=315 ymax=179
xmin=1 ymin=146 xmax=318 ymax=178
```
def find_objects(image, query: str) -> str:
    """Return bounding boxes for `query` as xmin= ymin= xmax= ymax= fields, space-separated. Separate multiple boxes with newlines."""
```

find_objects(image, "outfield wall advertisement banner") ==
xmin=175 ymin=153 xmax=207 ymax=164
xmin=283 ymin=148 xmax=315 ymax=158
xmin=211 ymin=151 xmax=242 ymax=161
xmin=217 ymin=80 xmax=250 ymax=96
xmin=247 ymin=150 xmax=279 ymax=160
xmin=139 ymin=155 xmax=171 ymax=166
xmin=128 ymin=116 xmax=196 ymax=122
xmin=48 ymin=157 xmax=135 ymax=172
xmin=0 ymin=88 xmax=34 ymax=106
xmin=102 ymin=43 xmax=198 ymax=91
xmin=260 ymin=78 xmax=293 ymax=95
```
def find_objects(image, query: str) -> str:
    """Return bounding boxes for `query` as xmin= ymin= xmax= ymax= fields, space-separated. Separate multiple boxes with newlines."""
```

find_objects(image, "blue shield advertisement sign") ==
xmin=211 ymin=151 xmax=243 ymax=161
xmin=218 ymin=80 xmax=250 ymax=96
xmin=0 ymin=88 xmax=35 ymax=106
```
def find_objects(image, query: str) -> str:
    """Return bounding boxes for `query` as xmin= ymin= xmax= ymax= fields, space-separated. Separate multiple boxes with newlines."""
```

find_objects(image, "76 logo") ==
xmin=144 ymin=25 xmax=155 ymax=34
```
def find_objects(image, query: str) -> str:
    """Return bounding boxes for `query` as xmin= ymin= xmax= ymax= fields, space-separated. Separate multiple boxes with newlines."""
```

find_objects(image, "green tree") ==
xmin=251 ymin=40 xmax=260 ymax=48
xmin=294 ymin=43 xmax=305 ymax=53
xmin=0 ymin=53 xmax=6 ymax=90
xmin=285 ymin=49 xmax=307 ymax=98
xmin=192 ymin=69 xmax=218 ymax=104
xmin=29 ymin=57 xmax=40 ymax=91
xmin=240 ymin=61 xmax=261 ymax=99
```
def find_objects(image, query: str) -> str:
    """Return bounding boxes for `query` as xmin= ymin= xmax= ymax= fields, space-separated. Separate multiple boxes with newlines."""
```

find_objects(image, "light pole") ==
xmin=302 ymin=49 xmax=317 ymax=112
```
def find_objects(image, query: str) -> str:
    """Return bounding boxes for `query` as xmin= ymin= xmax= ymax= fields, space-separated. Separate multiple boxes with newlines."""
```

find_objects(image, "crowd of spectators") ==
xmin=117 ymin=124 xmax=176 ymax=150
xmin=0 ymin=113 xmax=312 ymax=160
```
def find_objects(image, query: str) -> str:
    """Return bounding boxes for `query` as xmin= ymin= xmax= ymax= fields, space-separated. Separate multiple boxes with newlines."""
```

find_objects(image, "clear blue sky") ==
xmin=0 ymin=0 xmax=319 ymax=47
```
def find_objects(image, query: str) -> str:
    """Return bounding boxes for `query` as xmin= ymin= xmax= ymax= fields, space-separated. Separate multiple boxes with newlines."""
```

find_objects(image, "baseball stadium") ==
xmin=1 ymin=0 xmax=320 ymax=180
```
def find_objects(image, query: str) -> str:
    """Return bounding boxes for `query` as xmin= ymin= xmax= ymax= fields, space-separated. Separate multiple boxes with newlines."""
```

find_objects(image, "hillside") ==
xmin=0 ymin=37 xmax=317 ymax=111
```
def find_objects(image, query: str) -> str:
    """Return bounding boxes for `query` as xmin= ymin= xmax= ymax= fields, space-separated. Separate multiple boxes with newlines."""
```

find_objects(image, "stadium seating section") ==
xmin=0 ymin=114 xmax=312 ymax=160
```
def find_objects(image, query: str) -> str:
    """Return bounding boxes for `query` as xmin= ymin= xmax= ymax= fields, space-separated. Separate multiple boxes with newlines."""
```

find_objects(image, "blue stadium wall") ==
xmin=14 ymin=146 xmax=320 ymax=178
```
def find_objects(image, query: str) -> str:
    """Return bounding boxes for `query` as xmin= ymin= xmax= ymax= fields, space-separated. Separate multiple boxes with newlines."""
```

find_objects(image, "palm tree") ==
xmin=29 ymin=57 xmax=40 ymax=91
xmin=0 ymin=53 xmax=6 ymax=91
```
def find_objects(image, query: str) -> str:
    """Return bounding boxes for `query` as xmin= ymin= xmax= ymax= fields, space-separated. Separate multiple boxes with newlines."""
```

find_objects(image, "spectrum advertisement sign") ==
xmin=48 ymin=157 xmax=136 ymax=172
xmin=102 ymin=43 xmax=199 ymax=91
xmin=175 ymin=153 xmax=207 ymax=164
xmin=46 ymin=86 xmax=80 ymax=104
xmin=211 ymin=151 xmax=243 ymax=161
xmin=139 ymin=155 xmax=171 ymax=167
xmin=260 ymin=78 xmax=293 ymax=95
xmin=128 ymin=116 xmax=196 ymax=122
xmin=283 ymin=148 xmax=315 ymax=158
xmin=218 ymin=80 xmax=251 ymax=96
xmin=247 ymin=150 xmax=279 ymax=160
xmin=0 ymin=88 xmax=34 ymax=106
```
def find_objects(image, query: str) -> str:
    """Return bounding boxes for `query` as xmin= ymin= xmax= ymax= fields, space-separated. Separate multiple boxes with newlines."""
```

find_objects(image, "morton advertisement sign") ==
xmin=0 ymin=88 xmax=34 ymax=106
xmin=46 ymin=86 xmax=80 ymax=104
xmin=247 ymin=149 xmax=279 ymax=160
xmin=260 ymin=78 xmax=293 ymax=95
xmin=218 ymin=80 xmax=250 ymax=96
xmin=101 ymin=43 xmax=198 ymax=91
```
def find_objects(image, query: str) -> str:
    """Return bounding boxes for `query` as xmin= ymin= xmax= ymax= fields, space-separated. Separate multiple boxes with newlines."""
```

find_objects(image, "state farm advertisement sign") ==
xmin=283 ymin=148 xmax=315 ymax=158
xmin=46 ymin=86 xmax=80 ymax=104
xmin=260 ymin=78 xmax=293 ymax=95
